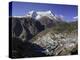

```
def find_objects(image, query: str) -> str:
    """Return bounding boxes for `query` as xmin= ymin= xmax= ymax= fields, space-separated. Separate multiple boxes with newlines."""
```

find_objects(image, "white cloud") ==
xmin=73 ymin=16 xmax=78 ymax=20
xmin=73 ymin=16 xmax=78 ymax=21
xmin=54 ymin=14 xmax=65 ymax=21
xmin=58 ymin=15 xmax=64 ymax=21
xmin=59 ymin=15 xmax=64 ymax=19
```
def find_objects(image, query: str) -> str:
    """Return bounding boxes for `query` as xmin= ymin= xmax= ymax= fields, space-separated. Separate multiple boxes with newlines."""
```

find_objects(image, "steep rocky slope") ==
xmin=30 ymin=28 xmax=78 ymax=56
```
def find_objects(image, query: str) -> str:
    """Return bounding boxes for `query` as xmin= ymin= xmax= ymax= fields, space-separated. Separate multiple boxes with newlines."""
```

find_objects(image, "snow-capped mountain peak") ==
xmin=26 ymin=10 xmax=56 ymax=20
xmin=26 ymin=10 xmax=34 ymax=17
xmin=13 ymin=10 xmax=64 ymax=22
xmin=29 ymin=10 xmax=34 ymax=14
xmin=36 ymin=11 xmax=56 ymax=20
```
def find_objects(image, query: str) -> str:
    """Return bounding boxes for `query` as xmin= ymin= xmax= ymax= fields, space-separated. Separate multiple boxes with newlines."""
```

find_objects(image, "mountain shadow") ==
xmin=12 ymin=37 xmax=46 ymax=58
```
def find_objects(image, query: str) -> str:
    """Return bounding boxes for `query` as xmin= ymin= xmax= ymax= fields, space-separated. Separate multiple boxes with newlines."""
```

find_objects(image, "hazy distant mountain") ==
xmin=11 ymin=10 xmax=65 ymax=40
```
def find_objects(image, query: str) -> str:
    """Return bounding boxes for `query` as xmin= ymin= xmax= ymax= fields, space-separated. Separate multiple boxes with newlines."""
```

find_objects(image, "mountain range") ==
xmin=9 ymin=10 xmax=78 ymax=58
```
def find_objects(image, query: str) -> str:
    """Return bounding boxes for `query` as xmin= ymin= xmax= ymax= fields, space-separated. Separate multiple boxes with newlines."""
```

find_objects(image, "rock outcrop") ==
xmin=30 ymin=29 xmax=78 ymax=56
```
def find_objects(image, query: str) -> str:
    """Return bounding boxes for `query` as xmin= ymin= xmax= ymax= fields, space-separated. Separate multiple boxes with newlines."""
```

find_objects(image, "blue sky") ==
xmin=9 ymin=1 xmax=78 ymax=21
